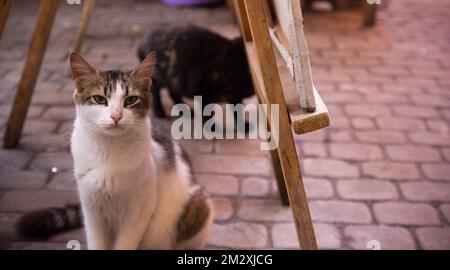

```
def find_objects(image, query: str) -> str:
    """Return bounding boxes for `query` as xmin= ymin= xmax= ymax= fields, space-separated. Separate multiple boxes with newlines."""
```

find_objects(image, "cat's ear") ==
xmin=69 ymin=52 xmax=97 ymax=93
xmin=130 ymin=51 xmax=156 ymax=91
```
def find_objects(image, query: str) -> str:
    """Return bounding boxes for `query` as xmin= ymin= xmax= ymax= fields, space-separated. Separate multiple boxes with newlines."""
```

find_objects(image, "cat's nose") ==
xmin=111 ymin=114 xmax=122 ymax=124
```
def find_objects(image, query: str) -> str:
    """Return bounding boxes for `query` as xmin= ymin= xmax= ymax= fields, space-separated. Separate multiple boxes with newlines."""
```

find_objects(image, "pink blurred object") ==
xmin=162 ymin=0 xmax=222 ymax=7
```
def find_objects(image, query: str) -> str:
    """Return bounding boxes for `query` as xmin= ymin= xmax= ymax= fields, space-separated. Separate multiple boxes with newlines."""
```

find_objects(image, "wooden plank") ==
xmin=243 ymin=0 xmax=317 ymax=250
xmin=0 ymin=0 xmax=13 ymax=40
xmin=289 ymin=0 xmax=316 ymax=112
xmin=3 ymin=0 xmax=59 ymax=148
xmin=246 ymin=40 xmax=330 ymax=135
xmin=274 ymin=49 xmax=330 ymax=134
xmin=261 ymin=0 xmax=274 ymax=28
xmin=233 ymin=0 xmax=252 ymax=41
xmin=72 ymin=0 xmax=96 ymax=53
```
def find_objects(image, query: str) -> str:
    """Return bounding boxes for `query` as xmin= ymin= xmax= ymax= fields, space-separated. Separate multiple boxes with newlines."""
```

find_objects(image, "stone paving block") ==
xmin=196 ymin=174 xmax=239 ymax=196
xmin=30 ymin=152 xmax=73 ymax=173
xmin=241 ymin=176 xmax=270 ymax=197
xmin=238 ymin=200 xmax=292 ymax=222
xmin=392 ymin=106 xmax=440 ymax=119
xmin=373 ymin=202 xmax=440 ymax=226
xmin=440 ymin=204 xmax=450 ymax=223
xmin=410 ymin=132 xmax=450 ymax=147
xmin=208 ymin=222 xmax=268 ymax=249
xmin=8 ymin=242 xmax=70 ymax=250
xmin=214 ymin=140 xmax=268 ymax=156
xmin=362 ymin=162 xmax=420 ymax=180
xmin=329 ymin=143 xmax=383 ymax=161
xmin=272 ymin=223 xmax=341 ymax=249
xmin=309 ymin=200 xmax=372 ymax=224
xmin=303 ymin=159 xmax=360 ymax=178
xmin=345 ymin=225 xmax=416 ymax=250
xmin=416 ymin=228 xmax=450 ymax=250
xmin=211 ymin=197 xmax=234 ymax=221
xmin=400 ymin=182 xmax=450 ymax=201
xmin=0 ymin=191 xmax=78 ymax=212
xmin=355 ymin=131 xmax=407 ymax=144
xmin=299 ymin=142 xmax=328 ymax=158
xmin=0 ymin=150 xmax=34 ymax=172
xmin=23 ymin=120 xmax=59 ymax=136
xmin=386 ymin=145 xmax=441 ymax=162
xmin=192 ymin=155 xmax=272 ymax=177
xmin=46 ymin=172 xmax=77 ymax=191
xmin=0 ymin=171 xmax=48 ymax=190
xmin=304 ymin=178 xmax=334 ymax=199
xmin=421 ymin=163 xmax=450 ymax=181
xmin=376 ymin=117 xmax=426 ymax=131
xmin=21 ymin=134 xmax=70 ymax=152
xmin=337 ymin=180 xmax=398 ymax=200
xmin=0 ymin=213 xmax=21 ymax=241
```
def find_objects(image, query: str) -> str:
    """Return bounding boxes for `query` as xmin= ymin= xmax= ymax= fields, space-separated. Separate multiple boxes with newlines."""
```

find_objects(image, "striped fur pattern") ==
xmin=138 ymin=24 xmax=254 ymax=118
xmin=16 ymin=52 xmax=214 ymax=249
xmin=16 ymin=204 xmax=82 ymax=239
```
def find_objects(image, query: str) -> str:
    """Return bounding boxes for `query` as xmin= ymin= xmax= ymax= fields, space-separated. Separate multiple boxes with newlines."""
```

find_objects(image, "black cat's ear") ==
xmin=131 ymin=51 xmax=156 ymax=91
xmin=232 ymin=37 xmax=244 ymax=44
xmin=69 ymin=52 xmax=97 ymax=93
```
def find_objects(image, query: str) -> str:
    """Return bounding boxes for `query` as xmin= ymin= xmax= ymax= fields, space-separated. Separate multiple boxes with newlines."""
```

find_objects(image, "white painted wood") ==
xmin=288 ymin=0 xmax=316 ymax=112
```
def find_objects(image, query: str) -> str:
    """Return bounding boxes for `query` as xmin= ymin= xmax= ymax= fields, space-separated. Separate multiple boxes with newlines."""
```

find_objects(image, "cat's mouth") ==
xmin=105 ymin=124 xmax=125 ymax=130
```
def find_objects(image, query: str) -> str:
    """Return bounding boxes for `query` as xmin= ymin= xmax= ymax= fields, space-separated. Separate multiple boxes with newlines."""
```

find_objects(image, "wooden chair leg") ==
xmin=244 ymin=0 xmax=317 ymax=250
xmin=270 ymin=148 xmax=290 ymax=206
xmin=3 ymin=0 xmax=59 ymax=149
xmin=72 ymin=0 xmax=96 ymax=53
xmin=0 ymin=0 xmax=13 ymax=40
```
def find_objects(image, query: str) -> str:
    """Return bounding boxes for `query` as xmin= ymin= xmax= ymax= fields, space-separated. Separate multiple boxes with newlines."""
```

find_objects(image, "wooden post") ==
xmin=233 ymin=0 xmax=252 ymax=41
xmin=0 ymin=0 xmax=13 ymax=40
xmin=270 ymin=148 xmax=290 ymax=206
xmin=3 ymin=0 xmax=59 ymax=148
xmin=363 ymin=1 xmax=377 ymax=27
xmin=254 ymin=85 xmax=290 ymax=206
xmin=72 ymin=0 xmax=96 ymax=53
xmin=243 ymin=0 xmax=317 ymax=250
xmin=289 ymin=0 xmax=316 ymax=112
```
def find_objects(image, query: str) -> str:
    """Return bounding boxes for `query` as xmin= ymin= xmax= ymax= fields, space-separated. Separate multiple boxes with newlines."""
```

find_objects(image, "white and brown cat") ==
xmin=16 ymin=52 xmax=213 ymax=250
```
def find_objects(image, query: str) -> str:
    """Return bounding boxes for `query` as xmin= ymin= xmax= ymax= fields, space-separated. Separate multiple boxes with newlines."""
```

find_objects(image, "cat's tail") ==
xmin=16 ymin=204 xmax=83 ymax=239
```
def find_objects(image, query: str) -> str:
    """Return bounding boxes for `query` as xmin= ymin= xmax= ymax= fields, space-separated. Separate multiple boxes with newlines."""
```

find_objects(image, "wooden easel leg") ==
xmin=3 ymin=0 xmax=59 ymax=149
xmin=244 ymin=0 xmax=317 ymax=250
xmin=363 ymin=1 xmax=377 ymax=27
xmin=0 ymin=0 xmax=13 ymax=41
xmin=254 ymin=91 xmax=290 ymax=206
xmin=72 ymin=0 xmax=96 ymax=53
xmin=233 ymin=0 xmax=252 ymax=41
xmin=270 ymin=148 xmax=290 ymax=206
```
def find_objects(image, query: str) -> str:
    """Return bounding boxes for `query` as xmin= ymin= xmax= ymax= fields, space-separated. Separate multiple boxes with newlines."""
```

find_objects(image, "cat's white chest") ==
xmin=71 ymin=123 xmax=154 ymax=193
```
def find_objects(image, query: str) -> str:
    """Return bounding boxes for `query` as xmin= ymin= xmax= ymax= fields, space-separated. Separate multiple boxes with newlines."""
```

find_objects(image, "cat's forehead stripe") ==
xmin=101 ymin=70 xmax=129 ymax=96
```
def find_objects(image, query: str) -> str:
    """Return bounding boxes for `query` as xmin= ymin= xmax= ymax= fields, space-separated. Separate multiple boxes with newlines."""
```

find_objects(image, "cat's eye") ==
xmin=124 ymin=96 xmax=139 ymax=106
xmin=92 ymin=95 xmax=107 ymax=105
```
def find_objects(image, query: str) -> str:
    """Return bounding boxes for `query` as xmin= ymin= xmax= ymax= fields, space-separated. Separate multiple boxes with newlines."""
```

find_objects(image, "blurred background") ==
xmin=0 ymin=0 xmax=449 ymax=249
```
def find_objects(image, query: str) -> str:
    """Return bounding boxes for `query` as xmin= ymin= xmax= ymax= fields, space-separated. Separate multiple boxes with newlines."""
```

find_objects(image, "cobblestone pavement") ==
xmin=1 ymin=0 xmax=449 ymax=250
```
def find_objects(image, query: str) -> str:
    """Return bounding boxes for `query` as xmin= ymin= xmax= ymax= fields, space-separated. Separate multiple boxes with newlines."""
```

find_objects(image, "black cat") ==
xmin=137 ymin=24 xmax=254 ymax=118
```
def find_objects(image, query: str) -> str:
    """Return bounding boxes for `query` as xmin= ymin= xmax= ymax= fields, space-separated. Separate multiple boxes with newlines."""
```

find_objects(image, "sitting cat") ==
xmin=16 ymin=52 xmax=213 ymax=250
xmin=137 ymin=24 xmax=254 ymax=118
